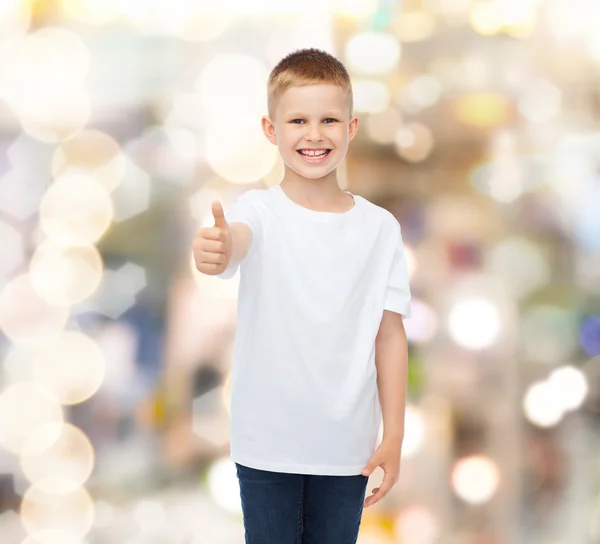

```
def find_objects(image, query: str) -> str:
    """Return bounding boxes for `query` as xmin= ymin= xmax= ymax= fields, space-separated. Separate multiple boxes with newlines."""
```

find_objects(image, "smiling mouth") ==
xmin=297 ymin=149 xmax=332 ymax=161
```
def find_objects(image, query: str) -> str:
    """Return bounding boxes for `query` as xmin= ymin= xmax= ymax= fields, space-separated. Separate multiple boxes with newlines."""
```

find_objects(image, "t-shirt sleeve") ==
xmin=216 ymin=189 xmax=263 ymax=280
xmin=383 ymin=219 xmax=412 ymax=318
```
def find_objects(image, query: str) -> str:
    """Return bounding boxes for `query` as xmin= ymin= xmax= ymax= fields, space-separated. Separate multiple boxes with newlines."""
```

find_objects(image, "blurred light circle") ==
xmin=470 ymin=2 xmax=501 ymax=35
xmin=30 ymin=242 xmax=103 ymax=306
xmin=518 ymin=78 xmax=561 ymax=124
xmin=0 ymin=0 xmax=31 ymax=38
xmin=0 ymin=28 xmax=90 ymax=108
xmin=404 ymin=299 xmax=438 ymax=344
xmin=365 ymin=108 xmax=402 ymax=145
xmin=523 ymin=380 xmax=564 ymax=428
xmin=21 ymin=423 xmax=95 ymax=493
xmin=406 ymin=75 xmax=442 ymax=109
xmin=451 ymin=455 xmax=499 ymax=504
xmin=401 ymin=405 xmax=425 ymax=459
xmin=394 ymin=505 xmax=439 ymax=544
xmin=207 ymin=457 xmax=241 ymax=514
xmin=60 ymin=0 xmax=121 ymax=25
xmin=195 ymin=54 xmax=268 ymax=120
xmin=40 ymin=172 xmax=113 ymax=246
xmin=205 ymin=114 xmax=278 ymax=184
xmin=548 ymin=365 xmax=588 ymax=412
xmin=448 ymin=298 xmax=500 ymax=350
xmin=393 ymin=10 xmax=437 ymax=42
xmin=394 ymin=122 xmax=434 ymax=162
xmin=0 ymin=274 xmax=69 ymax=344
xmin=345 ymin=32 xmax=401 ymax=75
xmin=485 ymin=237 xmax=550 ymax=299
xmin=0 ymin=383 xmax=64 ymax=455
xmin=32 ymin=331 xmax=105 ymax=405
xmin=454 ymin=92 xmax=511 ymax=127
xmin=352 ymin=80 xmax=390 ymax=113
xmin=21 ymin=529 xmax=88 ymax=544
xmin=20 ymin=480 xmax=95 ymax=537
xmin=19 ymin=87 xmax=91 ymax=144
xmin=173 ymin=11 xmax=233 ymax=42
xmin=52 ymin=130 xmax=125 ymax=194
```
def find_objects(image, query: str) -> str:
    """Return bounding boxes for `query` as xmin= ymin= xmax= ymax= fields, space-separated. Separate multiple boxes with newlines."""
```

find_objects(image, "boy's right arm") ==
xmin=193 ymin=201 xmax=253 ymax=276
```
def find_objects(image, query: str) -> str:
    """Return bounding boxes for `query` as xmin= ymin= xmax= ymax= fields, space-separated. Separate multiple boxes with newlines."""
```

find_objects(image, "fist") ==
xmin=193 ymin=201 xmax=232 ymax=275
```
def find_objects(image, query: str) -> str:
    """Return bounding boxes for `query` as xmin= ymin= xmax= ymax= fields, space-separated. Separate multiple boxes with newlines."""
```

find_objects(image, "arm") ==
xmin=375 ymin=309 xmax=408 ymax=444
xmin=362 ymin=309 xmax=408 ymax=507
xmin=227 ymin=222 xmax=253 ymax=270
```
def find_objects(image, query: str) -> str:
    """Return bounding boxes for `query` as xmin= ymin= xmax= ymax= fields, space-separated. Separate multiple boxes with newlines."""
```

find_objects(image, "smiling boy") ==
xmin=193 ymin=48 xmax=412 ymax=543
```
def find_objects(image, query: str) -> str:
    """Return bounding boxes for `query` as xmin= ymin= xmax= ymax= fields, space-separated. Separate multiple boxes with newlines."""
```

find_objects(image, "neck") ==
xmin=280 ymin=166 xmax=343 ymax=200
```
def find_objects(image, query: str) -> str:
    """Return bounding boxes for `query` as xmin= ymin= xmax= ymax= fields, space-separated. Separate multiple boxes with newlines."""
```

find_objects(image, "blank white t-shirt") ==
xmin=217 ymin=184 xmax=411 ymax=475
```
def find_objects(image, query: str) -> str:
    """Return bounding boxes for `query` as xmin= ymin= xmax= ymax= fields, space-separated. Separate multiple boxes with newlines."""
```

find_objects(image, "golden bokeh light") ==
xmin=395 ymin=122 xmax=435 ymax=163
xmin=0 ymin=27 xmax=90 ymax=112
xmin=0 ymin=274 xmax=69 ymax=344
xmin=21 ymin=422 xmax=95 ymax=493
xmin=195 ymin=54 xmax=268 ymax=121
xmin=174 ymin=11 xmax=233 ymax=42
xmin=32 ymin=331 xmax=105 ymax=405
xmin=39 ymin=172 xmax=113 ymax=247
xmin=61 ymin=0 xmax=121 ymax=25
xmin=344 ymin=32 xmax=401 ymax=76
xmin=0 ymin=383 xmax=64 ymax=456
xmin=52 ymin=130 xmax=126 ymax=193
xmin=205 ymin=114 xmax=278 ymax=184
xmin=393 ymin=10 xmax=437 ymax=42
xmin=20 ymin=480 xmax=95 ymax=537
xmin=0 ymin=0 xmax=31 ymax=37
xmin=454 ymin=92 xmax=512 ymax=127
xmin=19 ymin=87 xmax=91 ymax=144
xmin=30 ymin=241 xmax=103 ymax=306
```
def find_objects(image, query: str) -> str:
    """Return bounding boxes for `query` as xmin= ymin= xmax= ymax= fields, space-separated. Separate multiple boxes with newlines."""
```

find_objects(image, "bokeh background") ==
xmin=0 ymin=0 xmax=599 ymax=542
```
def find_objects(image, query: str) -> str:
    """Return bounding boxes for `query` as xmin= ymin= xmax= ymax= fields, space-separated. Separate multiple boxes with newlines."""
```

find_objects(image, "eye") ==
xmin=323 ymin=118 xmax=338 ymax=124
xmin=290 ymin=119 xmax=304 ymax=124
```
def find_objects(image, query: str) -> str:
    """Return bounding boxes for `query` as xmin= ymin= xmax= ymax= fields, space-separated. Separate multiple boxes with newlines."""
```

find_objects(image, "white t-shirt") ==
xmin=217 ymin=184 xmax=411 ymax=476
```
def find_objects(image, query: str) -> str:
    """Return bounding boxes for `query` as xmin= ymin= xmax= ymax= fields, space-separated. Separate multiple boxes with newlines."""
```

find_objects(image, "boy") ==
xmin=193 ymin=48 xmax=411 ymax=543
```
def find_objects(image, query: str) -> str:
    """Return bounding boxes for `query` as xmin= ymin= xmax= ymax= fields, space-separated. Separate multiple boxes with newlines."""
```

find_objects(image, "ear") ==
xmin=348 ymin=115 xmax=359 ymax=142
xmin=261 ymin=116 xmax=277 ymax=145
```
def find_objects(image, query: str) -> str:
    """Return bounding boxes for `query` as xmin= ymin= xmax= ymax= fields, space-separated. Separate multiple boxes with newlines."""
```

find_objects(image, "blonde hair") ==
xmin=267 ymin=48 xmax=353 ymax=118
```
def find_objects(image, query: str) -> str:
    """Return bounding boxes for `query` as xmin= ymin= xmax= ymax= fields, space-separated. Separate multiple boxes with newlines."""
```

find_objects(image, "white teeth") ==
xmin=299 ymin=149 xmax=328 ymax=157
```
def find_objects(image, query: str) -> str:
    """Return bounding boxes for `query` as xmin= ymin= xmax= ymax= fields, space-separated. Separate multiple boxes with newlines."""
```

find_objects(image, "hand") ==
xmin=193 ymin=201 xmax=232 ymax=275
xmin=361 ymin=439 xmax=402 ymax=508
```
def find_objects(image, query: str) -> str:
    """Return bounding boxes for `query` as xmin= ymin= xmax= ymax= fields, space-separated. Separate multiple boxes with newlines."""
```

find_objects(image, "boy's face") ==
xmin=261 ymin=84 xmax=359 ymax=180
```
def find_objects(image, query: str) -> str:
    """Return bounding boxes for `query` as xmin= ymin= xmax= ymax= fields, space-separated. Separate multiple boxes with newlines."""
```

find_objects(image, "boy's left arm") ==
xmin=361 ymin=309 xmax=408 ymax=508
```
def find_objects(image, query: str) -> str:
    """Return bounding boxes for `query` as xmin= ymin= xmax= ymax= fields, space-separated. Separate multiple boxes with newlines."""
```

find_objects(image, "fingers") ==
xmin=197 ymin=227 xmax=227 ymax=242
xmin=212 ymin=201 xmax=228 ymax=229
xmin=363 ymin=474 xmax=397 ymax=508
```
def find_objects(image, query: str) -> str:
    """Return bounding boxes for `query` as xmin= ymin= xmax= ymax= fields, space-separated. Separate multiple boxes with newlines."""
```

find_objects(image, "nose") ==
xmin=304 ymin=123 xmax=324 ymax=142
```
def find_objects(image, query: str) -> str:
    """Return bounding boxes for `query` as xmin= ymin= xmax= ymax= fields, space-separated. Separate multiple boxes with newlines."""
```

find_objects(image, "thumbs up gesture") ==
xmin=193 ymin=201 xmax=233 ymax=275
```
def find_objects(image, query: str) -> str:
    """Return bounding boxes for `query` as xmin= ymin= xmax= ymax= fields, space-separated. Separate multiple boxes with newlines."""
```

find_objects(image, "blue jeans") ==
xmin=235 ymin=463 xmax=369 ymax=544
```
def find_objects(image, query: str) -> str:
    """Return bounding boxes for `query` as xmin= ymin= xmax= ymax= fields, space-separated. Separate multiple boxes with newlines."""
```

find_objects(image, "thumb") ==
xmin=212 ymin=201 xmax=228 ymax=229
xmin=362 ymin=457 xmax=379 ymax=476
